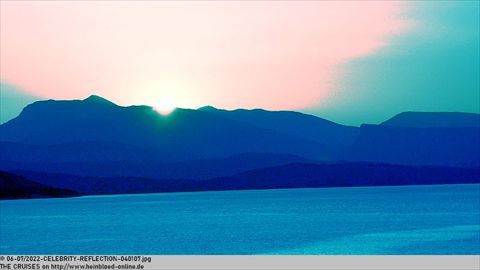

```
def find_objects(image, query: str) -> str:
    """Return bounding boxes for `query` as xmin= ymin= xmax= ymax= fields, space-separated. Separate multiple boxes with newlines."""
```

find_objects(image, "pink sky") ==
xmin=0 ymin=1 xmax=410 ymax=110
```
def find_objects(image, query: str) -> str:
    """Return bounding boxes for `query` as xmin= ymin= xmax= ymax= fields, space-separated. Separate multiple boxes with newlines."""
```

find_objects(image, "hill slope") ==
xmin=195 ymin=162 xmax=480 ymax=191
xmin=381 ymin=112 xmax=480 ymax=128
xmin=0 ymin=171 xmax=80 ymax=199
xmin=344 ymin=124 xmax=480 ymax=167
xmin=9 ymin=162 xmax=480 ymax=196
xmin=199 ymin=106 xmax=358 ymax=146
xmin=0 ymin=96 xmax=342 ymax=161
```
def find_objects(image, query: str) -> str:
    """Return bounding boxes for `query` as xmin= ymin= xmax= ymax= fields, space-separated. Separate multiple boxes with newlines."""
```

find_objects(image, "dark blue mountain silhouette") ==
xmin=9 ymin=162 xmax=480 ymax=196
xmin=0 ymin=95 xmax=341 ymax=161
xmin=381 ymin=111 xmax=480 ymax=128
xmin=198 ymin=106 xmax=358 ymax=146
xmin=194 ymin=163 xmax=480 ymax=190
xmin=194 ymin=162 xmax=480 ymax=191
xmin=344 ymin=124 xmax=480 ymax=167
xmin=1 ymin=95 xmax=480 ymax=198
xmin=0 ymin=149 xmax=308 ymax=179
xmin=8 ymin=170 xmax=190 ymax=195
xmin=0 ymin=171 xmax=79 ymax=199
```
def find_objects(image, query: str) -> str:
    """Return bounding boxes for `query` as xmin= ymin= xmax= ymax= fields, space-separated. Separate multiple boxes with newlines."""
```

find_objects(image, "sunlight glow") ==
xmin=0 ymin=1 xmax=410 ymax=113
xmin=154 ymin=99 xmax=176 ymax=115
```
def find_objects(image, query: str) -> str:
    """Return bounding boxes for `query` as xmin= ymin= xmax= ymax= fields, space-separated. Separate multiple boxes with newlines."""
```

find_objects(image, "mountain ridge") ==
xmin=0 ymin=95 xmax=349 ymax=161
xmin=381 ymin=111 xmax=480 ymax=128
xmin=8 ymin=161 xmax=479 ymax=196
xmin=1 ymin=95 xmax=479 ymax=184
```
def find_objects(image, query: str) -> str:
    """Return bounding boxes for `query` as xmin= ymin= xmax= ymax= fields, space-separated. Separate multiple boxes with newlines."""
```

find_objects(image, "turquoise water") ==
xmin=1 ymin=184 xmax=479 ymax=254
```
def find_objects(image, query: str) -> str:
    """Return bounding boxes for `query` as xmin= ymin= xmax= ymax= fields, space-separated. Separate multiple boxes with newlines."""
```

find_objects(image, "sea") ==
xmin=1 ymin=184 xmax=479 ymax=254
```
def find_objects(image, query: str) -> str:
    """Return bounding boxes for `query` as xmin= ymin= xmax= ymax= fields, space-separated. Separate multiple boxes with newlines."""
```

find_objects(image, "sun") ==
xmin=154 ymin=99 xmax=176 ymax=115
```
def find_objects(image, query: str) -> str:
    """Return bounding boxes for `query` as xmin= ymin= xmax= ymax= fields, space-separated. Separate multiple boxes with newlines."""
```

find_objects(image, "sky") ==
xmin=1 ymin=1 xmax=479 ymax=125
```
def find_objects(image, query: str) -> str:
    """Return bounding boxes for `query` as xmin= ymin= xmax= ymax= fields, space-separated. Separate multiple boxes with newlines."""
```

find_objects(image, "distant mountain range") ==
xmin=1 ymin=95 xmax=348 ymax=161
xmin=381 ymin=111 xmax=480 ymax=128
xmin=0 ymin=95 xmax=479 ymax=198
xmin=0 ymin=150 xmax=308 ymax=179
xmin=195 ymin=162 xmax=480 ymax=192
xmin=7 ymin=163 xmax=479 ymax=196
xmin=198 ymin=105 xmax=359 ymax=146
xmin=345 ymin=124 xmax=479 ymax=167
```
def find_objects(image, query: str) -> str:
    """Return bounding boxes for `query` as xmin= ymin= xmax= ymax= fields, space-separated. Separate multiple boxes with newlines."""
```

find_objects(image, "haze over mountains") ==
xmin=1 ymin=95 xmax=479 ymax=198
